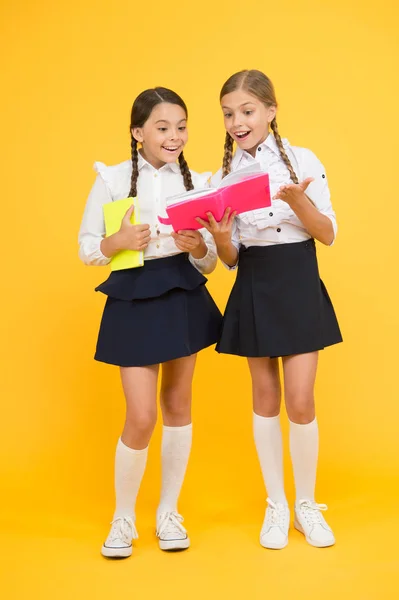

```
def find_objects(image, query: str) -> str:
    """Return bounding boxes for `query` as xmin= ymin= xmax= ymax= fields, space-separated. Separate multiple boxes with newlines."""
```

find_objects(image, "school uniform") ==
xmin=78 ymin=153 xmax=222 ymax=367
xmin=213 ymin=134 xmax=342 ymax=358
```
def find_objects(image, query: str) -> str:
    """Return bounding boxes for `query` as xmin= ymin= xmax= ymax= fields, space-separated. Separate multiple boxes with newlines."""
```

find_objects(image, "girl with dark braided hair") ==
xmin=79 ymin=87 xmax=222 ymax=558
xmin=198 ymin=70 xmax=342 ymax=551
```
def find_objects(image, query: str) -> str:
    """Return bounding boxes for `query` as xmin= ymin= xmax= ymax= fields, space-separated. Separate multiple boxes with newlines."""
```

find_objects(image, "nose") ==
xmin=232 ymin=113 xmax=242 ymax=128
xmin=169 ymin=129 xmax=178 ymax=140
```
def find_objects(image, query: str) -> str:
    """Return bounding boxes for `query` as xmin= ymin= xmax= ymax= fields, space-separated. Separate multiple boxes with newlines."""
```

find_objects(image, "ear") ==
xmin=132 ymin=127 xmax=143 ymax=143
xmin=267 ymin=105 xmax=277 ymax=123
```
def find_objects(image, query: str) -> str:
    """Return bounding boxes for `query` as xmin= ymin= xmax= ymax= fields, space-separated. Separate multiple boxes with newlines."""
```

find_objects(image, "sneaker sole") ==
xmin=101 ymin=544 xmax=133 ymax=558
xmin=260 ymin=537 xmax=288 ymax=550
xmin=294 ymin=519 xmax=335 ymax=548
xmin=159 ymin=537 xmax=190 ymax=551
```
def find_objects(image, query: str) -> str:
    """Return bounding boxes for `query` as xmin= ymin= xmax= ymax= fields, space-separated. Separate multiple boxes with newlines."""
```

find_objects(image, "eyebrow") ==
xmin=221 ymin=102 xmax=256 ymax=110
xmin=155 ymin=118 xmax=187 ymax=124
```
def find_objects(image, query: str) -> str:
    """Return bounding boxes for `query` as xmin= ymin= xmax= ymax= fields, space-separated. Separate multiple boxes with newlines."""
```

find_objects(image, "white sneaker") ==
xmin=294 ymin=499 xmax=335 ymax=548
xmin=101 ymin=516 xmax=138 ymax=558
xmin=156 ymin=511 xmax=190 ymax=551
xmin=260 ymin=498 xmax=290 ymax=549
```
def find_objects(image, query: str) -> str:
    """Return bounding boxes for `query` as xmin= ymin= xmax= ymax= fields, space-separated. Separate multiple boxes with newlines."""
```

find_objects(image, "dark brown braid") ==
xmin=270 ymin=118 xmax=298 ymax=184
xmin=129 ymin=86 xmax=192 ymax=193
xmin=219 ymin=69 xmax=298 ymax=184
xmin=178 ymin=152 xmax=194 ymax=191
xmin=128 ymin=135 xmax=139 ymax=197
xmin=222 ymin=132 xmax=234 ymax=178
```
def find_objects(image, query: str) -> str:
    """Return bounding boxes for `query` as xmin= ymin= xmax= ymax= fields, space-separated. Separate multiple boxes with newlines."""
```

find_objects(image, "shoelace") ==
xmin=265 ymin=498 xmax=288 ymax=527
xmin=157 ymin=511 xmax=187 ymax=538
xmin=108 ymin=516 xmax=138 ymax=544
xmin=298 ymin=500 xmax=328 ymax=526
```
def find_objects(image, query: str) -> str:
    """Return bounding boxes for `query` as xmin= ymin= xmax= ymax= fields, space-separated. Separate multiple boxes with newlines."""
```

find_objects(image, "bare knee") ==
xmin=252 ymin=380 xmax=281 ymax=417
xmin=285 ymin=390 xmax=315 ymax=423
xmin=161 ymin=387 xmax=191 ymax=425
xmin=123 ymin=407 xmax=157 ymax=446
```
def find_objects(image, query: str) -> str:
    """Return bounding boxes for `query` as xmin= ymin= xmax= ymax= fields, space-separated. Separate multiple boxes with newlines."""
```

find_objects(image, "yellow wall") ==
xmin=1 ymin=0 xmax=398 ymax=597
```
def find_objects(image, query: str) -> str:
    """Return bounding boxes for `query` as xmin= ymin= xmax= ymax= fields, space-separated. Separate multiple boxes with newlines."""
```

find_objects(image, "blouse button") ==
xmin=277 ymin=227 xmax=281 ymax=233
xmin=322 ymin=174 xmax=326 ymax=178
xmin=269 ymin=212 xmax=273 ymax=217
xmin=257 ymin=147 xmax=262 ymax=152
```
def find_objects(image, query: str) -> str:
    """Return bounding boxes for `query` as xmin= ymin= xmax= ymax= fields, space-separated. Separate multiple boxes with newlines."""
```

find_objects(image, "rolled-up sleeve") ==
xmin=189 ymin=228 xmax=218 ymax=274
xmin=300 ymin=149 xmax=337 ymax=245
xmin=221 ymin=218 xmax=240 ymax=270
xmin=78 ymin=175 xmax=112 ymax=266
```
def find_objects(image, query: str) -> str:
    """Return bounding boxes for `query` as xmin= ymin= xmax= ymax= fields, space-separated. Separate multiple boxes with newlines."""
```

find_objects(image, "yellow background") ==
xmin=1 ymin=0 xmax=398 ymax=598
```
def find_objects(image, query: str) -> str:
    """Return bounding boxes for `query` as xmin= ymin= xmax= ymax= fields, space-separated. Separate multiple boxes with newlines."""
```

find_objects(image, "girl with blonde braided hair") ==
xmin=198 ymin=70 xmax=342 ymax=550
xmin=79 ymin=87 xmax=222 ymax=558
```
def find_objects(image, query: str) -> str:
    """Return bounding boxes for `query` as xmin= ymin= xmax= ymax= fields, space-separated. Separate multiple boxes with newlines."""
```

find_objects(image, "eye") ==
xmin=244 ymin=110 xmax=253 ymax=116
xmin=178 ymin=126 xmax=186 ymax=131
xmin=224 ymin=113 xmax=232 ymax=118
xmin=158 ymin=127 xmax=167 ymax=132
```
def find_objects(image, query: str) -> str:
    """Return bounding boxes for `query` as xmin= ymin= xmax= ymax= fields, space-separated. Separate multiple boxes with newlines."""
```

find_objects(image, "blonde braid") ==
xmin=270 ymin=118 xmax=298 ymax=184
xmin=222 ymin=132 xmax=234 ymax=178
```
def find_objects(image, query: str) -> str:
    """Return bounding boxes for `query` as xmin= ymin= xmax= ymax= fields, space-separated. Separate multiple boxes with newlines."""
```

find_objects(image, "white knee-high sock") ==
xmin=157 ymin=423 xmax=192 ymax=520
xmin=113 ymin=438 xmax=148 ymax=521
xmin=289 ymin=418 xmax=319 ymax=503
xmin=253 ymin=413 xmax=287 ymax=505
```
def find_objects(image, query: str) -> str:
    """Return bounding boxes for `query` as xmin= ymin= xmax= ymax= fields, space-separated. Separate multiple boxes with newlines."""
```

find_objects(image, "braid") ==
xmin=270 ymin=118 xmax=298 ymax=184
xmin=129 ymin=135 xmax=139 ymax=197
xmin=178 ymin=152 xmax=194 ymax=191
xmin=222 ymin=132 xmax=234 ymax=178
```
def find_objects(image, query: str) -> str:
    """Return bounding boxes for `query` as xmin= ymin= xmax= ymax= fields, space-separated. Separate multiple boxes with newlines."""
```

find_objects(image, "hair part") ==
xmin=220 ymin=70 xmax=298 ymax=183
xmin=128 ymin=87 xmax=194 ymax=197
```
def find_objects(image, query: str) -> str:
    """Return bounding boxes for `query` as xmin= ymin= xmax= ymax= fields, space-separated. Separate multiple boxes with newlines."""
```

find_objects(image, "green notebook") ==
xmin=103 ymin=197 xmax=144 ymax=271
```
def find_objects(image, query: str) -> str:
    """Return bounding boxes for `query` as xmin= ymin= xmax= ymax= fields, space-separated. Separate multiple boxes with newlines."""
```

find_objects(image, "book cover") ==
xmin=158 ymin=165 xmax=271 ymax=231
xmin=103 ymin=197 xmax=144 ymax=271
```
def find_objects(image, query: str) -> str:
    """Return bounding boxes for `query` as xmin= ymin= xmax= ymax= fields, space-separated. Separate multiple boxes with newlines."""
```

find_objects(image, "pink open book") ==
xmin=158 ymin=164 xmax=271 ymax=231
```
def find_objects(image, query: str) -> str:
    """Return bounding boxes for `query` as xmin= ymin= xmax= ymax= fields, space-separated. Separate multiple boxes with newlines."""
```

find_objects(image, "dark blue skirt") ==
xmin=95 ymin=253 xmax=222 ymax=367
xmin=216 ymin=239 xmax=342 ymax=358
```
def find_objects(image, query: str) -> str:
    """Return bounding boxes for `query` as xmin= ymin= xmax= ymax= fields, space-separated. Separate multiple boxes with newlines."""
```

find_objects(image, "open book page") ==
xmin=166 ymin=163 xmax=262 ymax=206
xmin=216 ymin=162 xmax=262 ymax=189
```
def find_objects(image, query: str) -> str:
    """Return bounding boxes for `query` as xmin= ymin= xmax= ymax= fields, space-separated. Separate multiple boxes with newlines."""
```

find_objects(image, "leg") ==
xmin=248 ymin=357 xmax=290 ymax=550
xmin=283 ymin=352 xmax=318 ymax=501
xmin=283 ymin=352 xmax=335 ymax=547
xmin=102 ymin=364 xmax=159 ymax=559
xmin=115 ymin=364 xmax=159 ymax=518
xmin=156 ymin=354 xmax=197 ymax=550
xmin=248 ymin=357 xmax=286 ymax=503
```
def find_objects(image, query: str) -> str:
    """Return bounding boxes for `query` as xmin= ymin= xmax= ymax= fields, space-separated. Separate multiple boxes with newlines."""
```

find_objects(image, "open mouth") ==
xmin=234 ymin=131 xmax=251 ymax=141
xmin=162 ymin=146 xmax=180 ymax=153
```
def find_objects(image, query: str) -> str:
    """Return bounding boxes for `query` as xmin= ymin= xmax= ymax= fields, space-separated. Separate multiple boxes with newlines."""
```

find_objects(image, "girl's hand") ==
xmin=171 ymin=229 xmax=206 ymax=256
xmin=273 ymin=177 xmax=314 ymax=207
xmin=117 ymin=204 xmax=151 ymax=251
xmin=196 ymin=207 xmax=237 ymax=246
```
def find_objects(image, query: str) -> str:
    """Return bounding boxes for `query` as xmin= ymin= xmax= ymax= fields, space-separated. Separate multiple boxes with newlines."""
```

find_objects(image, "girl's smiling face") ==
xmin=132 ymin=102 xmax=188 ymax=169
xmin=221 ymin=89 xmax=276 ymax=156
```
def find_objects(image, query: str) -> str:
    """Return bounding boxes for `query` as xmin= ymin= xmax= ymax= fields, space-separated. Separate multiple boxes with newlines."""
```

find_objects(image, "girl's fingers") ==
xmin=123 ymin=204 xmax=135 ymax=222
xmin=300 ymin=177 xmax=314 ymax=191
xmin=196 ymin=217 xmax=211 ymax=231
xmin=228 ymin=211 xmax=237 ymax=226
xmin=221 ymin=207 xmax=231 ymax=226
xmin=206 ymin=212 xmax=219 ymax=229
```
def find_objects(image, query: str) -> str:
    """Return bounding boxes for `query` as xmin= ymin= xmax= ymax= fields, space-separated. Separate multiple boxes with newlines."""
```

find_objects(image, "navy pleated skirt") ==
xmin=216 ymin=239 xmax=342 ymax=358
xmin=94 ymin=253 xmax=222 ymax=367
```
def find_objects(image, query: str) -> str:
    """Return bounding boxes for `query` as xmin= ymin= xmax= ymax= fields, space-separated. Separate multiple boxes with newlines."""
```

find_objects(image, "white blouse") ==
xmin=212 ymin=134 xmax=337 ymax=265
xmin=78 ymin=153 xmax=217 ymax=274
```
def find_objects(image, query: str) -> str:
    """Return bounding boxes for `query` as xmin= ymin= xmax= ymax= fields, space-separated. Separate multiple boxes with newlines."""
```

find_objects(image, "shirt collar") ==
xmin=137 ymin=150 xmax=180 ymax=174
xmin=233 ymin=133 xmax=286 ymax=168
